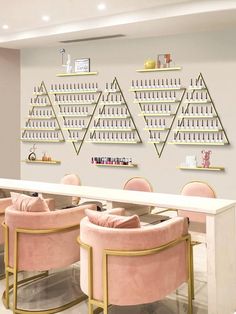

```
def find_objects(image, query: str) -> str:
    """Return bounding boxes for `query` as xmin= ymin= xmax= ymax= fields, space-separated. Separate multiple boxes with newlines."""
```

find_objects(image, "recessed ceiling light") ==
xmin=97 ymin=3 xmax=106 ymax=10
xmin=2 ymin=24 xmax=9 ymax=30
xmin=42 ymin=15 xmax=50 ymax=22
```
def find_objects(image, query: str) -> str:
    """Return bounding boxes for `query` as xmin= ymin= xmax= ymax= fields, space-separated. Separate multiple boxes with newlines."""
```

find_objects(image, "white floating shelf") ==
xmin=50 ymin=90 xmax=99 ymax=95
xmin=86 ymin=140 xmax=139 ymax=144
xmin=136 ymin=67 xmax=182 ymax=72
xmin=144 ymin=128 xmax=169 ymax=131
xmin=21 ymin=139 xmax=64 ymax=143
xmin=22 ymin=128 xmax=60 ymax=131
xmin=56 ymin=72 xmax=98 ymax=77
xmin=58 ymin=114 xmax=91 ymax=117
xmin=168 ymin=142 xmax=227 ymax=146
xmin=23 ymin=159 xmax=61 ymax=165
xmin=95 ymin=163 xmax=137 ymax=168
xmin=130 ymin=87 xmax=184 ymax=92
xmin=174 ymin=129 xmax=222 ymax=132
xmin=134 ymin=100 xmax=178 ymax=104
xmin=178 ymin=115 xmax=216 ymax=119
xmin=56 ymin=102 xmax=96 ymax=105
xmin=27 ymin=116 xmax=56 ymax=120
xmin=95 ymin=115 xmax=129 ymax=119
xmin=178 ymin=166 xmax=224 ymax=171
xmin=139 ymin=112 xmax=174 ymax=117
xmin=90 ymin=128 xmax=134 ymax=132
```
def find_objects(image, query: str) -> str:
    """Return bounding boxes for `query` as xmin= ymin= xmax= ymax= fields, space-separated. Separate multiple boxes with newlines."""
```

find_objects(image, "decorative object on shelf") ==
xmin=91 ymin=156 xmax=137 ymax=167
xmin=169 ymin=73 xmax=230 ymax=146
xmin=179 ymin=150 xmax=224 ymax=171
xmin=130 ymin=77 xmax=186 ymax=157
xmin=21 ymin=81 xmax=65 ymax=143
xmin=51 ymin=80 xmax=101 ymax=155
xmin=157 ymin=53 xmax=172 ymax=68
xmin=201 ymin=150 xmax=211 ymax=168
xmin=75 ymin=58 xmax=90 ymax=73
xmin=66 ymin=54 xmax=73 ymax=73
xmin=185 ymin=155 xmax=197 ymax=168
xmin=28 ymin=144 xmax=37 ymax=161
xmin=144 ymin=59 xmax=156 ymax=69
xmin=59 ymin=48 xmax=66 ymax=66
xmin=88 ymin=77 xmax=142 ymax=144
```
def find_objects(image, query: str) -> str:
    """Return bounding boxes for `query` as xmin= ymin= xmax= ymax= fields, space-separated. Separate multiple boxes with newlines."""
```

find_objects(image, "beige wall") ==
xmin=21 ymin=28 xmax=236 ymax=199
xmin=0 ymin=48 xmax=20 ymax=179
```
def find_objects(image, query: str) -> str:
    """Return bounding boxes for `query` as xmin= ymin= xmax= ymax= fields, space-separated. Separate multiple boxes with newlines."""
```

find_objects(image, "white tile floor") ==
xmin=0 ymin=244 xmax=207 ymax=314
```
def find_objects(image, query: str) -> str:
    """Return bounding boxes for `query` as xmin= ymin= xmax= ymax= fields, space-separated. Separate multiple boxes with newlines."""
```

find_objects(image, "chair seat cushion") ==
xmin=85 ymin=209 xmax=140 ymax=228
xmin=11 ymin=192 xmax=50 ymax=212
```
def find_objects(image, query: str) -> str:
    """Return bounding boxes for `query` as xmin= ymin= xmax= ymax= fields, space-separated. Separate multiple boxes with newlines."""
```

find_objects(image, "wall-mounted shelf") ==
xmin=139 ymin=112 xmax=174 ymax=117
xmin=144 ymin=127 xmax=169 ymax=131
xmin=174 ymin=128 xmax=222 ymax=132
xmin=99 ymin=102 xmax=125 ymax=106
xmin=62 ymin=127 xmax=85 ymax=131
xmin=56 ymin=72 xmax=98 ymax=77
xmin=22 ymin=128 xmax=60 ymax=131
xmin=95 ymin=115 xmax=129 ymax=119
xmin=178 ymin=115 xmax=216 ymax=119
xmin=130 ymin=87 xmax=184 ymax=92
xmin=131 ymin=77 xmax=186 ymax=158
xmin=90 ymin=128 xmax=134 ymax=132
xmin=58 ymin=114 xmax=91 ymax=117
xmin=23 ymin=159 xmax=61 ymax=165
xmin=168 ymin=141 xmax=227 ymax=146
xmin=170 ymin=73 xmax=230 ymax=146
xmin=50 ymin=90 xmax=99 ymax=95
xmin=30 ymin=104 xmax=51 ymax=107
xmin=86 ymin=140 xmax=139 ymax=144
xmin=27 ymin=116 xmax=56 ymax=120
xmin=184 ymin=101 xmax=212 ymax=104
xmin=136 ymin=67 xmax=181 ymax=73
xmin=21 ymin=139 xmax=64 ymax=143
xmin=178 ymin=166 xmax=224 ymax=171
xmin=22 ymin=81 xmax=65 ymax=144
xmin=56 ymin=102 xmax=96 ymax=106
xmin=95 ymin=163 xmax=137 ymax=168
xmin=134 ymin=100 xmax=178 ymax=104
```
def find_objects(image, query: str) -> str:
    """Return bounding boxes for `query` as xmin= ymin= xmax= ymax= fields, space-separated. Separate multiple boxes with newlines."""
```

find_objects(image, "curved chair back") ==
xmin=123 ymin=177 xmax=153 ymax=214
xmin=60 ymin=173 xmax=81 ymax=205
xmin=80 ymin=216 xmax=189 ymax=306
xmin=4 ymin=205 xmax=85 ymax=272
xmin=179 ymin=181 xmax=216 ymax=223
xmin=123 ymin=176 xmax=153 ymax=192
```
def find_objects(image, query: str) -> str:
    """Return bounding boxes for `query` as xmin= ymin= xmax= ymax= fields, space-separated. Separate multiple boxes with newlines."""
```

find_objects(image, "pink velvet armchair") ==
xmin=2 ymin=202 xmax=97 ymax=314
xmin=121 ymin=176 xmax=153 ymax=216
xmin=78 ymin=215 xmax=193 ymax=314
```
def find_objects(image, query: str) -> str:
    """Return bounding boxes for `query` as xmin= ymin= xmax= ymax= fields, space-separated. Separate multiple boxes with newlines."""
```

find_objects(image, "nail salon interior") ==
xmin=0 ymin=1 xmax=236 ymax=313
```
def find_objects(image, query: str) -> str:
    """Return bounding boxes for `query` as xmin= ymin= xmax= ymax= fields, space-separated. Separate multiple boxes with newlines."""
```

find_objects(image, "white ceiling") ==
xmin=0 ymin=0 xmax=235 ymax=48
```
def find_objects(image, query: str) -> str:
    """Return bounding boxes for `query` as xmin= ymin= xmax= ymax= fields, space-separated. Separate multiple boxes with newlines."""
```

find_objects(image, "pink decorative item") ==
xmin=201 ymin=150 xmax=212 ymax=168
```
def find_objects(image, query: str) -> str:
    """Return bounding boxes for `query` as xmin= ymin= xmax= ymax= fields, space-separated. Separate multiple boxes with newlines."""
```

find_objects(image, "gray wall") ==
xmin=21 ymin=29 xmax=236 ymax=199
xmin=0 ymin=48 xmax=20 ymax=179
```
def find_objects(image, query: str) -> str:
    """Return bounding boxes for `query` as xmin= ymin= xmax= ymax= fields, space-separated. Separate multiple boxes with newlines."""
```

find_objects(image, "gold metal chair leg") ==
xmin=13 ymin=269 xmax=18 ymax=313
xmin=88 ymin=300 xmax=93 ymax=314
xmin=188 ymin=239 xmax=193 ymax=314
xmin=5 ymin=269 xmax=10 ymax=308
xmin=190 ymin=244 xmax=195 ymax=300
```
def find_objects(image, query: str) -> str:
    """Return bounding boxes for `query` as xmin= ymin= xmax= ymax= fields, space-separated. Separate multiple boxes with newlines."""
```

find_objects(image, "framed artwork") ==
xmin=157 ymin=53 xmax=172 ymax=68
xmin=74 ymin=58 xmax=90 ymax=72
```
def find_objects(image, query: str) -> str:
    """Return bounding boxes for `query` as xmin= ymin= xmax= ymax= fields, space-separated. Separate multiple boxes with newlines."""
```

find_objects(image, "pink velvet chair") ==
xmin=78 ymin=215 xmax=193 ymax=314
xmin=179 ymin=181 xmax=216 ymax=231
xmin=122 ymin=176 xmax=154 ymax=215
xmin=2 ymin=202 xmax=97 ymax=314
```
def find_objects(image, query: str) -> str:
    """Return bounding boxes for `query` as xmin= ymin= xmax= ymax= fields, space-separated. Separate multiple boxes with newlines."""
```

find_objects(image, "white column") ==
xmin=206 ymin=205 xmax=236 ymax=314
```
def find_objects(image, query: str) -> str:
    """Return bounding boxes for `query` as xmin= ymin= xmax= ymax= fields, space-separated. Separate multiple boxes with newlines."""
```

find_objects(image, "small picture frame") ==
xmin=74 ymin=58 xmax=90 ymax=73
xmin=157 ymin=53 xmax=172 ymax=68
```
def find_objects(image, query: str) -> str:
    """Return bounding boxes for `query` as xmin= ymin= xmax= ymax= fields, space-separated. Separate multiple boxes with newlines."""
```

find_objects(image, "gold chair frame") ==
xmin=2 ymin=222 xmax=87 ymax=314
xmin=0 ymin=211 xmax=5 ymax=279
xmin=78 ymin=233 xmax=193 ymax=314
